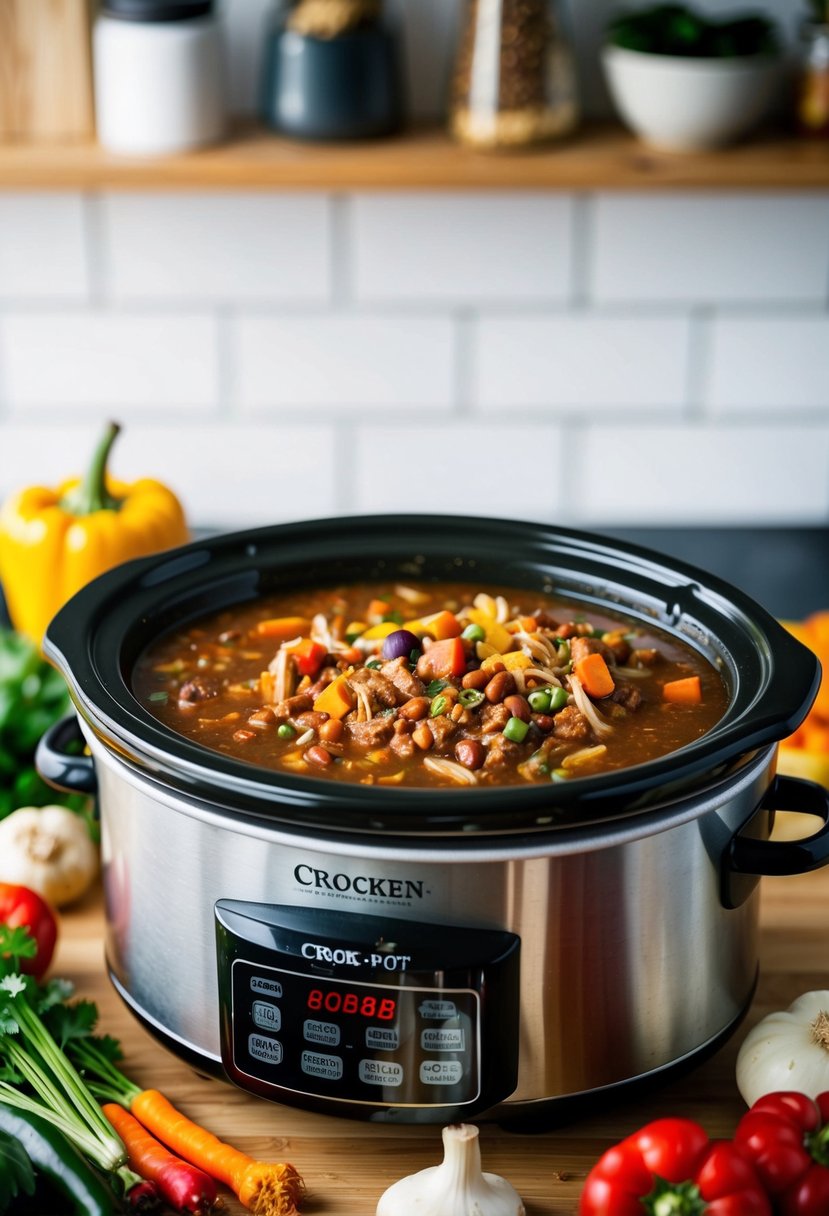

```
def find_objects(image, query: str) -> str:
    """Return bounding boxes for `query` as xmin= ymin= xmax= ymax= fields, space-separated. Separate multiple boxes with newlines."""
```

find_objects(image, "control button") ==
xmin=420 ymin=1059 xmax=463 ymax=1085
xmin=252 ymin=1001 xmax=282 ymax=1033
xmin=421 ymin=1027 xmax=464 ymax=1052
xmin=250 ymin=975 xmax=283 ymax=998
xmin=418 ymin=999 xmax=458 ymax=1019
xmin=248 ymin=1034 xmax=283 ymax=1065
xmin=366 ymin=1026 xmax=400 ymax=1051
xmin=304 ymin=1019 xmax=341 ymax=1047
xmin=359 ymin=1059 xmax=404 ymax=1087
xmin=301 ymin=1051 xmax=343 ymax=1081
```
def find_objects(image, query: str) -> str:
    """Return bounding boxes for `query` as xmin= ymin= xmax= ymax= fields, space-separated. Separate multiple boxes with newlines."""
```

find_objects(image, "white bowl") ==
xmin=602 ymin=44 xmax=781 ymax=151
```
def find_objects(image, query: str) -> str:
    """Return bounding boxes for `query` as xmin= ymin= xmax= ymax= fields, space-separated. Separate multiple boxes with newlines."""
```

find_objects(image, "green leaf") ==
xmin=0 ymin=926 xmax=37 ymax=968
xmin=33 ymin=979 xmax=73 ymax=1016
xmin=0 ymin=1128 xmax=36 ymax=1213
xmin=0 ymin=977 xmax=26 ymax=1002
xmin=43 ymin=1001 xmax=98 ymax=1049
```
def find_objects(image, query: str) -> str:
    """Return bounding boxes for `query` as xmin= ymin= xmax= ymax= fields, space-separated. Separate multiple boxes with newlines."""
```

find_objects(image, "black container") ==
xmin=262 ymin=20 xmax=403 ymax=140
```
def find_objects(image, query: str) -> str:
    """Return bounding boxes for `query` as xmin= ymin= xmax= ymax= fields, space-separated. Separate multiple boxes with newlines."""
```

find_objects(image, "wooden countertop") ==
xmin=54 ymin=860 xmax=829 ymax=1215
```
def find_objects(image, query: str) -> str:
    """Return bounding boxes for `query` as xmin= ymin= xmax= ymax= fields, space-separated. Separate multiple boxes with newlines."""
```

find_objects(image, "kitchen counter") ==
xmin=54 ymin=863 xmax=829 ymax=1215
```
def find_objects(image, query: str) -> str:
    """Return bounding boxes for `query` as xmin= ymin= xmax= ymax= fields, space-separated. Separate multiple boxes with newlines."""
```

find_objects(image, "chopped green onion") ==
xmin=430 ymin=695 xmax=449 ymax=718
xmin=148 ymin=691 xmax=168 ymax=703
xmin=591 ymin=628 xmax=605 ymax=639
xmin=378 ymin=708 xmax=396 ymax=718
xmin=277 ymin=723 xmax=296 ymax=740
xmin=366 ymin=658 xmax=382 ymax=670
xmin=556 ymin=640 xmax=571 ymax=663
xmin=503 ymin=716 xmax=529 ymax=743
xmin=528 ymin=688 xmax=552 ymax=713
xmin=537 ymin=763 xmax=550 ymax=775
xmin=461 ymin=623 xmax=486 ymax=643
xmin=426 ymin=678 xmax=449 ymax=697
xmin=382 ymin=610 xmax=404 ymax=625
xmin=345 ymin=631 xmax=362 ymax=643
xmin=409 ymin=648 xmax=422 ymax=664
xmin=549 ymin=686 xmax=569 ymax=711
xmin=458 ymin=688 xmax=485 ymax=709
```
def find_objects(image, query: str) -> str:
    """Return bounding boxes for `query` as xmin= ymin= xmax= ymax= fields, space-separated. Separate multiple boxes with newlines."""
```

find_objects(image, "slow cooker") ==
xmin=37 ymin=516 xmax=829 ymax=1125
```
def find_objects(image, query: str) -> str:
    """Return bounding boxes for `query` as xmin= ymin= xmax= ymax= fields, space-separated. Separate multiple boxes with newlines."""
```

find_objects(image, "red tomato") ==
xmin=0 ymin=883 xmax=58 ymax=979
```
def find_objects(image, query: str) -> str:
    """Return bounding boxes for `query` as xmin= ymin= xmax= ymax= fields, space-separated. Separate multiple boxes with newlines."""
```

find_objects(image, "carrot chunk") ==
xmin=573 ymin=652 xmax=616 ymax=699
xmin=663 ymin=675 xmax=702 ymax=705
xmin=254 ymin=616 xmax=311 ymax=641
xmin=417 ymin=637 xmax=466 ymax=680
xmin=313 ymin=672 xmax=356 ymax=719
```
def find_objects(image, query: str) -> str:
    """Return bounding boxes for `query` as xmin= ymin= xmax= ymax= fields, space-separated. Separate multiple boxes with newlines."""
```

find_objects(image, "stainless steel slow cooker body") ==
xmin=39 ymin=516 xmax=829 ymax=1124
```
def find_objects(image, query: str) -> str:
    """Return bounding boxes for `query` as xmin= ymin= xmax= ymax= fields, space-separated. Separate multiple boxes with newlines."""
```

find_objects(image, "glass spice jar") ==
xmin=797 ymin=20 xmax=829 ymax=136
xmin=450 ymin=0 xmax=579 ymax=150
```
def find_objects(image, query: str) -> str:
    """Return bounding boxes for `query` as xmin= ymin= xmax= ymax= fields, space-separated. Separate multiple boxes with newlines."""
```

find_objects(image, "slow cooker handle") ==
xmin=728 ymin=773 xmax=829 ymax=879
xmin=36 ymin=716 xmax=97 ymax=796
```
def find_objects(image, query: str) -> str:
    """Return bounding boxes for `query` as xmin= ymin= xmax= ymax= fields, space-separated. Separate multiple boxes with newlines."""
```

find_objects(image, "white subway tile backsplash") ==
xmin=352 ymin=194 xmax=574 ymax=302
xmin=591 ymin=194 xmax=829 ymax=303
xmin=101 ymin=194 xmax=331 ymax=302
xmin=236 ymin=314 xmax=455 ymax=409
xmin=475 ymin=314 xmax=689 ymax=410
xmin=708 ymin=315 xmax=829 ymax=413
xmin=0 ymin=195 xmax=88 ymax=300
xmin=571 ymin=424 xmax=829 ymax=524
xmin=0 ymin=423 xmax=338 ymax=528
xmin=0 ymin=313 xmax=218 ymax=409
xmin=352 ymin=423 xmax=563 ymax=517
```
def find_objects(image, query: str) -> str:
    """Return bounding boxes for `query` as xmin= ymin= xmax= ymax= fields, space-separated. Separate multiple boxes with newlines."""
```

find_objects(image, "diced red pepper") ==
xmin=283 ymin=637 xmax=327 ymax=677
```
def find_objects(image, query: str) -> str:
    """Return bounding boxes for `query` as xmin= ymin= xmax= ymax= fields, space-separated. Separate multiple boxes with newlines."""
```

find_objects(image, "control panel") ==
xmin=215 ymin=901 xmax=520 ymax=1121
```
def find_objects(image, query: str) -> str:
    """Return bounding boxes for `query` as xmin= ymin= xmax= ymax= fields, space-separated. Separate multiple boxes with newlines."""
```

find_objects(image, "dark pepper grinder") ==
xmin=262 ymin=0 xmax=404 ymax=140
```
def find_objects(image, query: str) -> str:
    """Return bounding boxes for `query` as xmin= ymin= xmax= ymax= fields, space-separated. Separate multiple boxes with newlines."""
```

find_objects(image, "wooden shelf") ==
xmin=0 ymin=121 xmax=828 ymax=191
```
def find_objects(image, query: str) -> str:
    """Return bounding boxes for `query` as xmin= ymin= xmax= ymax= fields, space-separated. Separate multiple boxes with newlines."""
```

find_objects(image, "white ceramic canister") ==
xmin=94 ymin=0 xmax=225 ymax=155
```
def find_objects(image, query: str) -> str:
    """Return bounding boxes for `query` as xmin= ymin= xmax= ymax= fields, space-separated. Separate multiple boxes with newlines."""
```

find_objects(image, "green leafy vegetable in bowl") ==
xmin=607 ymin=4 xmax=779 ymax=58
xmin=0 ymin=628 xmax=87 ymax=822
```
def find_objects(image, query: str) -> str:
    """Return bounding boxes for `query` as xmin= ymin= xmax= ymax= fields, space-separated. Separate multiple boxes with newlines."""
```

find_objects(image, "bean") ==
xmin=455 ymin=738 xmax=485 ymax=770
xmin=450 ymin=702 xmax=465 ymax=723
xmin=393 ymin=718 xmax=410 ymax=736
xmin=533 ymin=713 xmax=555 ymax=733
xmin=319 ymin=718 xmax=344 ymax=743
xmin=295 ymin=710 xmax=329 ymax=730
xmin=503 ymin=694 xmax=531 ymax=722
xmin=399 ymin=696 xmax=430 ymax=721
xmin=461 ymin=669 xmax=490 ymax=691
xmin=248 ymin=707 xmax=276 ymax=728
xmin=412 ymin=723 xmax=433 ymax=751
xmin=304 ymin=745 xmax=333 ymax=768
xmin=484 ymin=670 xmax=516 ymax=703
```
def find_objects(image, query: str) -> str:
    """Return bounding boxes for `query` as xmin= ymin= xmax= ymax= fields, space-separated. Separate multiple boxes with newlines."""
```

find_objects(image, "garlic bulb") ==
xmin=0 ymin=805 xmax=98 ymax=907
xmin=736 ymin=990 xmax=829 ymax=1107
xmin=376 ymin=1123 xmax=525 ymax=1216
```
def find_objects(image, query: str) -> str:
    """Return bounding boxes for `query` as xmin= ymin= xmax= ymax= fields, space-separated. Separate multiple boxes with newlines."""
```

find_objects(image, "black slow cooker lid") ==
xmin=43 ymin=515 xmax=819 ymax=836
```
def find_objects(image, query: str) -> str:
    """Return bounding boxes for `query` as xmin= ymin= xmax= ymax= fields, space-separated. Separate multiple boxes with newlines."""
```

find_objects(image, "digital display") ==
xmin=307 ymin=987 xmax=397 ymax=1020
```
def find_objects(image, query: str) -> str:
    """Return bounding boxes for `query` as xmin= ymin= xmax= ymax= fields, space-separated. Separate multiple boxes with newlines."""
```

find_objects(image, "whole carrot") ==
xmin=103 ymin=1103 xmax=218 ymax=1215
xmin=131 ymin=1090 xmax=303 ymax=1216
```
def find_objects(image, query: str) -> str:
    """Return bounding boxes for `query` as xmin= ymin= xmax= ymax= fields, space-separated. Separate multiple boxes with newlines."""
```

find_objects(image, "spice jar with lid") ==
xmin=797 ymin=13 xmax=829 ymax=136
xmin=262 ymin=0 xmax=403 ymax=141
xmin=450 ymin=0 xmax=579 ymax=150
xmin=94 ymin=0 xmax=225 ymax=156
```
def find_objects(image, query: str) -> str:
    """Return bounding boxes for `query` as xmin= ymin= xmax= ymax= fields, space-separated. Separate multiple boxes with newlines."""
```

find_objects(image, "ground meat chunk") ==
xmin=480 ymin=702 xmax=511 ymax=733
xmin=484 ymin=735 xmax=522 ymax=771
xmin=570 ymin=636 xmax=616 ymax=667
xmin=428 ymin=715 xmax=458 ymax=748
xmin=344 ymin=716 xmax=396 ymax=749
xmin=380 ymin=656 xmax=425 ymax=701
xmin=178 ymin=677 xmax=218 ymax=704
xmin=349 ymin=667 xmax=403 ymax=708
xmin=390 ymin=731 xmax=416 ymax=761
xmin=609 ymin=682 xmax=643 ymax=711
xmin=270 ymin=692 xmax=314 ymax=722
xmin=552 ymin=705 xmax=591 ymax=741
xmin=533 ymin=610 xmax=560 ymax=630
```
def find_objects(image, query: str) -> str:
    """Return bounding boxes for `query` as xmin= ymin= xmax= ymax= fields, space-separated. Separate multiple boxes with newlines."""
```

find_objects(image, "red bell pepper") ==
xmin=734 ymin=1091 xmax=829 ymax=1216
xmin=579 ymin=1117 xmax=772 ymax=1216
xmin=0 ymin=883 xmax=58 ymax=980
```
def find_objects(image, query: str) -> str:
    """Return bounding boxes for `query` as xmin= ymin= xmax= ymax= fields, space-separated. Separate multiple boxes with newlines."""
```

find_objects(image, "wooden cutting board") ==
xmin=54 ymin=863 xmax=829 ymax=1215
xmin=0 ymin=0 xmax=93 ymax=141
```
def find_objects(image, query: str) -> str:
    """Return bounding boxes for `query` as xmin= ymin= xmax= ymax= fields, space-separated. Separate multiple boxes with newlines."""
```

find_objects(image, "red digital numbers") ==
xmin=306 ymin=988 xmax=396 ymax=1020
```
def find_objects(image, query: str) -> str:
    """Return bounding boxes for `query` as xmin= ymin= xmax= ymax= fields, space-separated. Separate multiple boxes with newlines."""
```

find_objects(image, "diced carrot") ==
xmin=313 ymin=672 xmax=356 ymax=719
xmin=518 ymin=615 xmax=538 ymax=633
xmin=368 ymin=599 xmax=391 ymax=618
xmin=254 ymin=616 xmax=311 ymax=641
xmin=417 ymin=637 xmax=466 ymax=681
xmin=403 ymin=610 xmax=462 ymax=640
xmin=662 ymin=675 xmax=702 ymax=705
xmin=574 ymin=652 xmax=616 ymax=699
xmin=339 ymin=646 xmax=363 ymax=664
xmin=283 ymin=637 xmax=327 ymax=677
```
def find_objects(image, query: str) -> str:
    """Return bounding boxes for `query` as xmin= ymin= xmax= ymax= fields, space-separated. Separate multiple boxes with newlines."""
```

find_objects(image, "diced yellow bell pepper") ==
xmin=362 ymin=621 xmax=399 ymax=641
xmin=313 ymin=672 xmax=356 ymax=719
xmin=466 ymin=609 xmax=512 ymax=655
xmin=503 ymin=652 xmax=533 ymax=671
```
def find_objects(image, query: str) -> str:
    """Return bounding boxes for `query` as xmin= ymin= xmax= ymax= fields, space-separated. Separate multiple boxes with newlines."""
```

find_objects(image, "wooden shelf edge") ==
xmin=0 ymin=121 xmax=827 ymax=191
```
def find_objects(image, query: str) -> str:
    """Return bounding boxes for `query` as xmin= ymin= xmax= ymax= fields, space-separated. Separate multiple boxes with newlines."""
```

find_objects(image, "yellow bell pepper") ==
xmin=0 ymin=421 xmax=188 ymax=645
